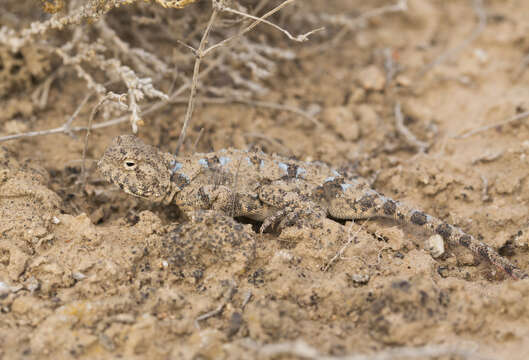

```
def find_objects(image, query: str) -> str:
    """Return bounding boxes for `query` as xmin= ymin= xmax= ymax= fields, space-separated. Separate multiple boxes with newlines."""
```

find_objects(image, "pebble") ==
xmin=322 ymin=106 xmax=360 ymax=141
xmin=426 ymin=234 xmax=445 ymax=258
xmin=356 ymin=65 xmax=386 ymax=91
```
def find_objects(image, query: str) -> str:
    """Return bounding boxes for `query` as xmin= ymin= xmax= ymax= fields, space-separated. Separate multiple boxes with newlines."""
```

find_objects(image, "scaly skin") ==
xmin=98 ymin=135 xmax=527 ymax=280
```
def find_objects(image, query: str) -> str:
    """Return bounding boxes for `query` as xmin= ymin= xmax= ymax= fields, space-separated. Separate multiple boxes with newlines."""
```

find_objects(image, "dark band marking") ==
xmin=410 ymin=211 xmax=427 ymax=225
xmin=198 ymin=187 xmax=210 ymax=206
xmin=359 ymin=195 xmax=376 ymax=211
xmin=436 ymin=223 xmax=452 ymax=240
xmin=383 ymin=200 xmax=396 ymax=216
xmin=503 ymin=264 xmax=514 ymax=276
xmin=208 ymin=156 xmax=218 ymax=167
xmin=459 ymin=235 xmax=471 ymax=248
xmin=287 ymin=164 xmax=298 ymax=178
xmin=478 ymin=245 xmax=490 ymax=259
xmin=172 ymin=173 xmax=190 ymax=189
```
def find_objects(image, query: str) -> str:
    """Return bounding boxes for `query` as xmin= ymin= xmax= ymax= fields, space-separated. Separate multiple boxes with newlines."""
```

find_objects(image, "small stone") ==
xmin=356 ymin=65 xmax=386 ymax=91
xmin=72 ymin=272 xmax=86 ymax=281
xmin=354 ymin=104 xmax=379 ymax=133
xmin=349 ymin=87 xmax=366 ymax=103
xmin=271 ymin=250 xmax=294 ymax=264
xmin=26 ymin=277 xmax=40 ymax=293
xmin=473 ymin=48 xmax=488 ymax=63
xmin=395 ymin=74 xmax=412 ymax=87
xmin=351 ymin=273 xmax=370 ymax=284
xmin=29 ymin=226 xmax=48 ymax=238
xmin=322 ymin=106 xmax=359 ymax=141
xmin=495 ymin=175 xmax=521 ymax=195
xmin=306 ymin=103 xmax=322 ymax=117
xmin=0 ymin=282 xmax=11 ymax=298
xmin=402 ymin=98 xmax=433 ymax=123
xmin=115 ymin=313 xmax=136 ymax=323
xmin=426 ymin=234 xmax=445 ymax=258
xmin=11 ymin=295 xmax=39 ymax=314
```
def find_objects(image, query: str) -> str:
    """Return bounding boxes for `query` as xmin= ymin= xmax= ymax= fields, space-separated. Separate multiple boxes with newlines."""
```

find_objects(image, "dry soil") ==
xmin=1 ymin=1 xmax=529 ymax=359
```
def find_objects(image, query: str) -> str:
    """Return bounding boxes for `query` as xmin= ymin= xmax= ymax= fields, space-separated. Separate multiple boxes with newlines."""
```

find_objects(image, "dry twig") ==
xmin=418 ymin=0 xmax=486 ymax=77
xmin=454 ymin=110 xmax=529 ymax=139
xmin=0 ymin=0 xmax=321 ymax=147
xmin=322 ymin=221 xmax=365 ymax=272
xmin=175 ymin=0 xmax=321 ymax=154
xmin=301 ymin=0 xmax=407 ymax=57
xmin=194 ymin=281 xmax=236 ymax=329
xmin=203 ymin=0 xmax=320 ymax=57
xmin=0 ymin=52 xmax=223 ymax=143
xmin=174 ymin=0 xmax=219 ymax=155
xmin=80 ymin=93 xmax=124 ymax=187
xmin=394 ymin=102 xmax=428 ymax=152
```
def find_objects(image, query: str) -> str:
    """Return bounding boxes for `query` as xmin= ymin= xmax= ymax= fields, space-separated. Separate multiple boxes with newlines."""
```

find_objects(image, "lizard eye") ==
xmin=123 ymin=159 xmax=137 ymax=170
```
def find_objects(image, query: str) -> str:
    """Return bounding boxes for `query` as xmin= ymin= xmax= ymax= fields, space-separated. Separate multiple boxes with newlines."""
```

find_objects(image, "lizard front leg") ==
xmin=176 ymin=184 xmax=271 ymax=221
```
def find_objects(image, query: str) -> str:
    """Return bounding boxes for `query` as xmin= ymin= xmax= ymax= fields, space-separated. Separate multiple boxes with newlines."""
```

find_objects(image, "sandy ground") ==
xmin=1 ymin=0 xmax=529 ymax=359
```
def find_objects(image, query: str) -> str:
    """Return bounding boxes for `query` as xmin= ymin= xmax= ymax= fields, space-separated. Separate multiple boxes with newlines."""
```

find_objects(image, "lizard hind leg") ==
xmin=322 ymin=181 xmax=395 ymax=221
xmin=258 ymin=183 xmax=327 ymax=233
xmin=259 ymin=201 xmax=325 ymax=233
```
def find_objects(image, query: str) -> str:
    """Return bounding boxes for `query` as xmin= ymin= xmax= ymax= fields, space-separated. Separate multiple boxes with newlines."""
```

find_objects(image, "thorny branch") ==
xmin=0 ymin=1 xmax=409 ymax=147
xmin=1 ymin=0 xmax=323 ymax=145
xmin=0 ymin=53 xmax=224 ymax=143
xmin=174 ymin=0 xmax=321 ymax=154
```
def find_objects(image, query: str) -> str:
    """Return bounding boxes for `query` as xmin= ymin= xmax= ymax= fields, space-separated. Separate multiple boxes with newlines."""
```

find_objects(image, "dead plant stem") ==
xmin=174 ymin=1 xmax=219 ymax=155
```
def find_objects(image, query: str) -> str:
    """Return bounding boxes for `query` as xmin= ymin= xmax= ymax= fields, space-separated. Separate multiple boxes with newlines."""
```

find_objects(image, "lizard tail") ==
xmin=382 ymin=195 xmax=528 ymax=280
xmin=320 ymin=180 xmax=527 ymax=279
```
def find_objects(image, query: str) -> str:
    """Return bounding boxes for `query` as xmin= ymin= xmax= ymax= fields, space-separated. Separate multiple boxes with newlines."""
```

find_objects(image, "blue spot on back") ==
xmin=340 ymin=183 xmax=352 ymax=191
xmin=170 ymin=161 xmax=183 ymax=173
xmin=277 ymin=162 xmax=289 ymax=174
xmin=219 ymin=156 xmax=231 ymax=166
xmin=198 ymin=159 xmax=208 ymax=168
xmin=296 ymin=167 xmax=306 ymax=178
xmin=324 ymin=176 xmax=335 ymax=183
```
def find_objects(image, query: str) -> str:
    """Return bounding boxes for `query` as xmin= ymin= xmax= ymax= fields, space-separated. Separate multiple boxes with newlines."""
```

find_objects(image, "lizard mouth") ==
xmin=123 ymin=185 xmax=161 ymax=201
xmin=123 ymin=188 xmax=150 ymax=199
xmin=122 ymin=183 xmax=172 ymax=204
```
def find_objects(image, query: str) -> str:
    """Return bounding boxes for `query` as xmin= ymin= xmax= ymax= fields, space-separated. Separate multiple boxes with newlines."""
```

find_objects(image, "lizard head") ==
xmin=98 ymin=135 xmax=176 ymax=203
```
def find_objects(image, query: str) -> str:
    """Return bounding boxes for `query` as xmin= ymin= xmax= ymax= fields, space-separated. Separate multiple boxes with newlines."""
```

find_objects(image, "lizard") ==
xmin=98 ymin=135 xmax=528 ymax=280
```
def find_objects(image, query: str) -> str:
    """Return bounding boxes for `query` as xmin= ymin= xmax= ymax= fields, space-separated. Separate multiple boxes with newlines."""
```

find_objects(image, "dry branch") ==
xmin=454 ymin=110 xmax=529 ymax=139
xmin=418 ymin=0 xmax=486 ymax=77
xmin=394 ymin=102 xmax=428 ymax=152
xmin=174 ymin=0 xmax=321 ymax=154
